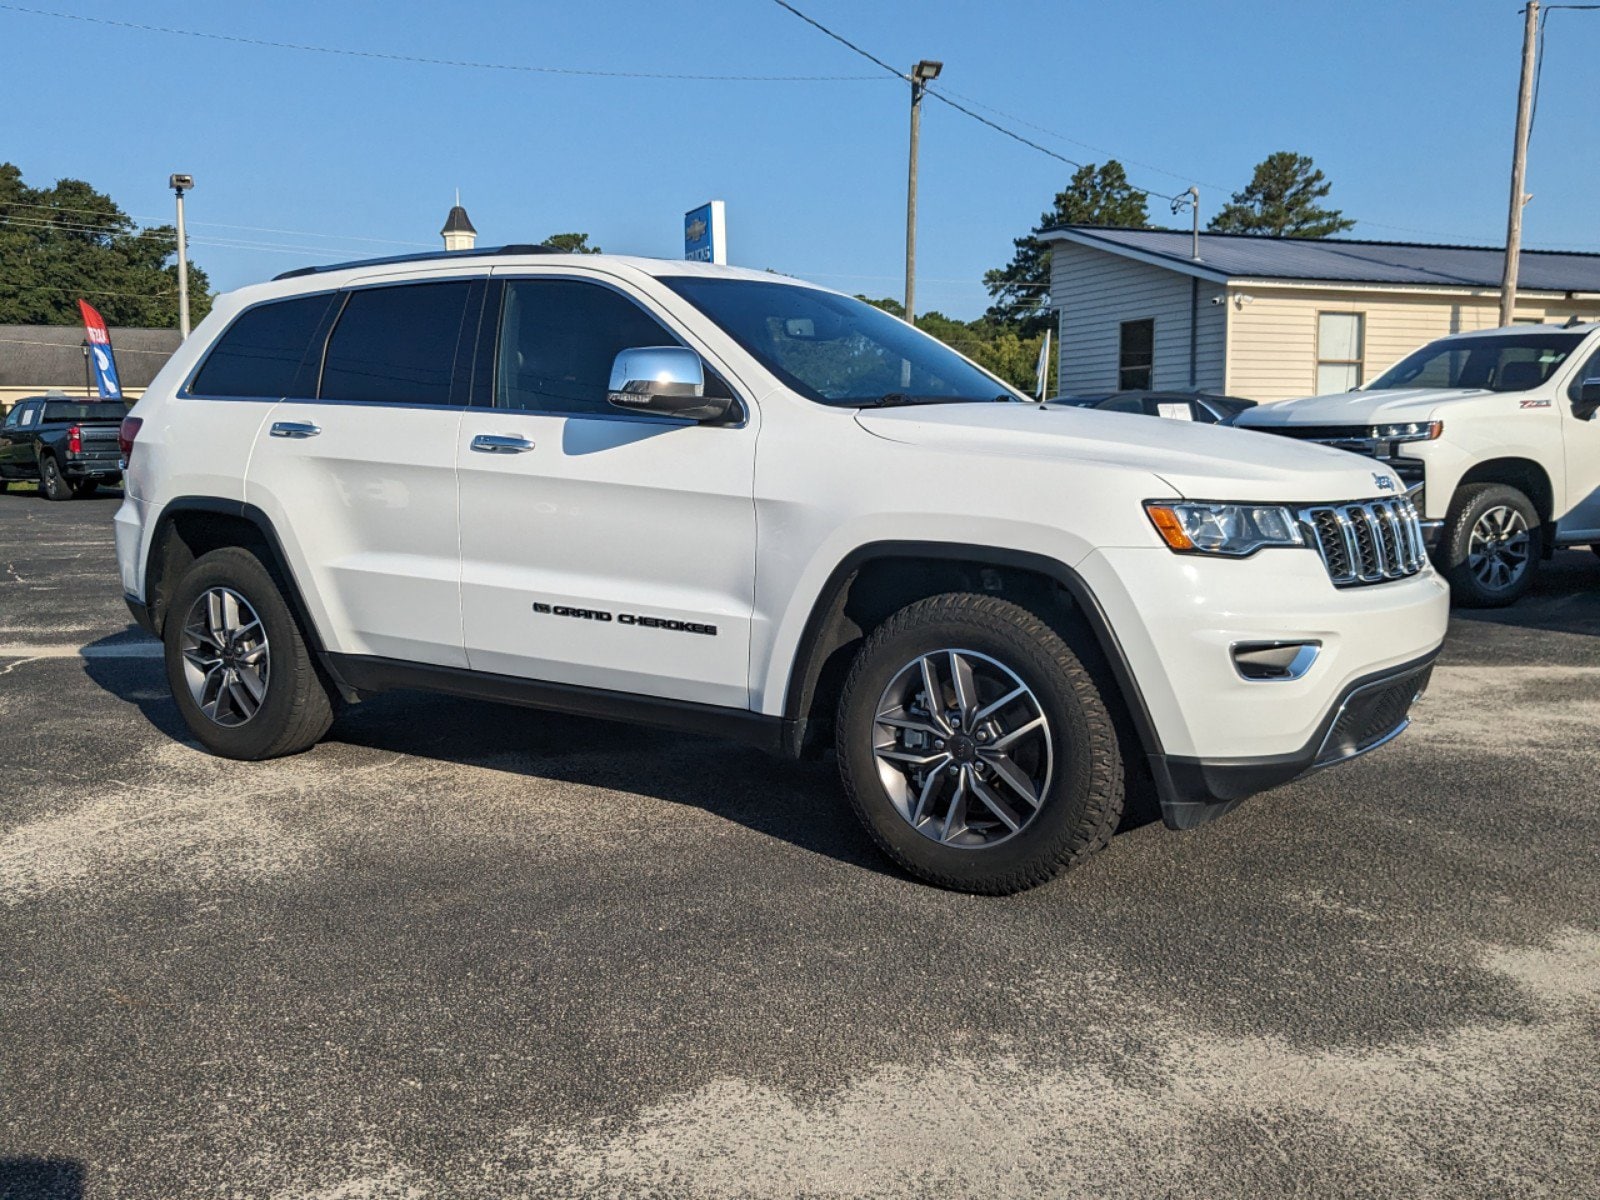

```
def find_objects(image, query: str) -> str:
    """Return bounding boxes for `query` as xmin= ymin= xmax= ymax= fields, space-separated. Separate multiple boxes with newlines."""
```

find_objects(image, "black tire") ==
xmin=1436 ymin=483 xmax=1540 ymax=608
xmin=163 ymin=546 xmax=335 ymax=760
xmin=836 ymin=592 xmax=1125 ymax=894
xmin=38 ymin=455 xmax=72 ymax=501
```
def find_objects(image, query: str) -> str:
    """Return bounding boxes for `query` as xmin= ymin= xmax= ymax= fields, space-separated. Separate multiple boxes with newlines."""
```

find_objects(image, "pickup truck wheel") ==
xmin=1437 ymin=483 xmax=1539 ymax=608
xmin=836 ymin=593 xmax=1124 ymax=894
xmin=163 ymin=546 xmax=334 ymax=760
xmin=38 ymin=455 xmax=73 ymax=501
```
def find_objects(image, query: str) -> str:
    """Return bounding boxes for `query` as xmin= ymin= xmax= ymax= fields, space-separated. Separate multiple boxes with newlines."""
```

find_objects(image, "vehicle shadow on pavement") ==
xmin=79 ymin=633 xmax=1162 ymax=881
xmin=0 ymin=1157 xmax=86 ymax=1200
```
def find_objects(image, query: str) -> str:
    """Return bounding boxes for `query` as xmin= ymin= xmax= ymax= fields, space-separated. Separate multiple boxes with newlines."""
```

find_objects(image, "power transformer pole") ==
xmin=1498 ymin=1 xmax=1538 ymax=328
xmin=904 ymin=59 xmax=942 ymax=326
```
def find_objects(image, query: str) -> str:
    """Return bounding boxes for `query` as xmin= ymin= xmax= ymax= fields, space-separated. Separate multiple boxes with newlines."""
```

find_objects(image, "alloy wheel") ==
xmin=180 ymin=587 xmax=270 ymax=726
xmin=871 ymin=649 xmax=1052 ymax=848
xmin=1467 ymin=505 xmax=1531 ymax=592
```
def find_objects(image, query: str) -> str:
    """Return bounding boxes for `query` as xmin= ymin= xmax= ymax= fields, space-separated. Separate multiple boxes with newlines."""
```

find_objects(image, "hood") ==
xmin=1237 ymin=387 xmax=1492 ymax=428
xmin=855 ymin=403 xmax=1403 ymax=502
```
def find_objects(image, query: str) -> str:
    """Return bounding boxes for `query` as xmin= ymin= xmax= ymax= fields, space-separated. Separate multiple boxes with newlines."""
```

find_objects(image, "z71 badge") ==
xmin=1519 ymin=398 xmax=1552 ymax=409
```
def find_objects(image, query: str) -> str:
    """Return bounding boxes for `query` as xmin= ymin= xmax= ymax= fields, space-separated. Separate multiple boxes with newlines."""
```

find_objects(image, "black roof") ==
xmin=1042 ymin=226 xmax=1600 ymax=292
xmin=440 ymin=204 xmax=477 ymax=236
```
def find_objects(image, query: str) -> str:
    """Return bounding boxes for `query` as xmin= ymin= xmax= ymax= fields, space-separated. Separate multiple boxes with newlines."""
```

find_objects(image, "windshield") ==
xmin=660 ymin=276 xmax=1021 ymax=406
xmin=43 ymin=402 xmax=128 ymax=421
xmin=1368 ymin=331 xmax=1586 ymax=393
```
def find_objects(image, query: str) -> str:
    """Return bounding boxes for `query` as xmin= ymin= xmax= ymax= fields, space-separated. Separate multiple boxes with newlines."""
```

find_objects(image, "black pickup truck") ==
xmin=0 ymin=395 xmax=127 ymax=499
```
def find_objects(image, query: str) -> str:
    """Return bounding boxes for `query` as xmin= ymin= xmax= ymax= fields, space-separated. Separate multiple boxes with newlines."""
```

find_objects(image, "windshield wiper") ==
xmin=858 ymin=393 xmax=1016 ymax=408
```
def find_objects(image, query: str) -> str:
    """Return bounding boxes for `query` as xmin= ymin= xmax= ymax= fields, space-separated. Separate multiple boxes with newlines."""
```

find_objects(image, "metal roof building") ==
xmin=0 ymin=325 xmax=180 ymax=411
xmin=1040 ymin=226 xmax=1600 ymax=403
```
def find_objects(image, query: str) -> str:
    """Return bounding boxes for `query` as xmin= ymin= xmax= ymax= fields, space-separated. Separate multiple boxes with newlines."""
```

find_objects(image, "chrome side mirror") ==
xmin=1575 ymin=377 xmax=1600 ymax=422
xmin=606 ymin=346 xmax=730 ymax=422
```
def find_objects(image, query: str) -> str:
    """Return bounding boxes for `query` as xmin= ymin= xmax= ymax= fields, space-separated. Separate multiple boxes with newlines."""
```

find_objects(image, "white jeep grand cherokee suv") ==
xmin=115 ymin=246 xmax=1449 ymax=893
xmin=1237 ymin=324 xmax=1600 ymax=607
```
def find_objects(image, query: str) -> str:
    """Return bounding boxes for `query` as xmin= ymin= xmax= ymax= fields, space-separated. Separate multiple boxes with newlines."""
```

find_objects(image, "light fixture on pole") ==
xmin=169 ymin=173 xmax=194 ymax=339
xmin=904 ymin=58 xmax=942 ymax=327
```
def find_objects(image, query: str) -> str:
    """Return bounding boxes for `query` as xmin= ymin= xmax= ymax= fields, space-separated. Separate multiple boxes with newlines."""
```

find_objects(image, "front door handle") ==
xmin=270 ymin=421 xmax=321 ymax=439
xmin=471 ymin=434 xmax=535 ymax=454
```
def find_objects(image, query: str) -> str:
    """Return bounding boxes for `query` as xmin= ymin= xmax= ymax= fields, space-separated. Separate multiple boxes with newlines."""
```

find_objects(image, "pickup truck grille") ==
xmin=1298 ymin=497 xmax=1426 ymax=586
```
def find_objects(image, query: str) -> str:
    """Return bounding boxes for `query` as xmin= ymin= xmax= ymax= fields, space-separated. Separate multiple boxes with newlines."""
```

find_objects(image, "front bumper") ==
xmin=1149 ymin=652 xmax=1436 ymax=829
xmin=1074 ymin=545 xmax=1449 ymax=829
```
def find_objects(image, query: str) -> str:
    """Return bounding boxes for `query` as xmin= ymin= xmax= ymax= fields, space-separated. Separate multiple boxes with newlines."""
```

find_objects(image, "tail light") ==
xmin=67 ymin=424 xmax=82 ymax=454
xmin=118 ymin=416 xmax=143 ymax=465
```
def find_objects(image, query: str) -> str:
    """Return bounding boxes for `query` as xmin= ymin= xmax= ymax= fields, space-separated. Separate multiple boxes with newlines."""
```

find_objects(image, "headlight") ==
xmin=1144 ymin=502 xmax=1306 ymax=556
xmin=1372 ymin=420 xmax=1442 ymax=443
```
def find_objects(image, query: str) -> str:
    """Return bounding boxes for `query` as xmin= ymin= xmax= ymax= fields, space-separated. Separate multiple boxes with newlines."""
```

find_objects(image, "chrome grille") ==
xmin=1299 ymin=497 xmax=1425 ymax=586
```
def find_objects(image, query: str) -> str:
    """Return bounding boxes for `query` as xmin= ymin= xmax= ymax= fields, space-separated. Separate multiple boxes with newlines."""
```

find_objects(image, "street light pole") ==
xmin=169 ymin=173 xmax=194 ymax=339
xmin=904 ymin=59 xmax=941 ymax=327
xmin=1498 ymin=1 xmax=1538 ymax=327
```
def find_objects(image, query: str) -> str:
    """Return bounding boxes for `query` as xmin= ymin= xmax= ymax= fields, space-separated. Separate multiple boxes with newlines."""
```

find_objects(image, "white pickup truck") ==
xmin=1237 ymin=324 xmax=1600 ymax=606
xmin=115 ymin=247 xmax=1449 ymax=892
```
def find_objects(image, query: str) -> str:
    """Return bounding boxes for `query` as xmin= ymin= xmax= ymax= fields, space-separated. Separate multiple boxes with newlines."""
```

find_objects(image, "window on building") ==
xmin=1118 ymin=319 xmax=1154 ymax=390
xmin=320 ymin=282 xmax=473 ymax=405
xmin=191 ymin=294 xmax=335 ymax=398
xmin=1316 ymin=312 xmax=1365 ymax=394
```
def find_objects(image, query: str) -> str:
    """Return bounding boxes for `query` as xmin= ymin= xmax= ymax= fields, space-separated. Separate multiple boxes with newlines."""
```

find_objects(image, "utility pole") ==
xmin=1499 ymin=2 xmax=1538 ymax=327
xmin=169 ymin=173 xmax=195 ymax=339
xmin=904 ymin=59 xmax=942 ymax=326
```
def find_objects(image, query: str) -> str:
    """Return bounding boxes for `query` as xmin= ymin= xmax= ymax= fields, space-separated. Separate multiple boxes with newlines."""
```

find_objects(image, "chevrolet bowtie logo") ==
xmin=685 ymin=217 xmax=707 ymax=242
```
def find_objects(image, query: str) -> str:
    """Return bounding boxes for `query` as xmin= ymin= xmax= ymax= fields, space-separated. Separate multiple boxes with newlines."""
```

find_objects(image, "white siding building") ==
xmin=1043 ymin=226 xmax=1600 ymax=403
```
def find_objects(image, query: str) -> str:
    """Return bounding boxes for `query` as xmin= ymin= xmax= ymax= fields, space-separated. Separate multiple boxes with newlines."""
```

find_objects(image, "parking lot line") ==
xmin=0 ymin=641 xmax=162 ymax=659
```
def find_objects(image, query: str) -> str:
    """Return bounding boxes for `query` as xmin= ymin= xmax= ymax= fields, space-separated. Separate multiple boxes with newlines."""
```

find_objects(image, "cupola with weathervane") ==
xmin=440 ymin=191 xmax=477 ymax=252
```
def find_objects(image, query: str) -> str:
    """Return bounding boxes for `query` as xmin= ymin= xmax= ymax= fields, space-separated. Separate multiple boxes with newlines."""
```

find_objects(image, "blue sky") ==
xmin=3 ymin=0 xmax=1596 ymax=320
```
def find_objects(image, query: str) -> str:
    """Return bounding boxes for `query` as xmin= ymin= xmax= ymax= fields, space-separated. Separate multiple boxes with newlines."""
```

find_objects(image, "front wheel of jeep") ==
xmin=836 ymin=592 xmax=1125 ymax=894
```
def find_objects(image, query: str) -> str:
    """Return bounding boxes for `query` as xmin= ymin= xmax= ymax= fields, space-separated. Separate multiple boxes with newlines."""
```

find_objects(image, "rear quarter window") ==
xmin=191 ymin=294 xmax=337 ymax=398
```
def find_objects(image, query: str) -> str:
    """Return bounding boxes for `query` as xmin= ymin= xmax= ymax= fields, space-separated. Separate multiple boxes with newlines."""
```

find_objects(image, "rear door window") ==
xmin=191 ymin=294 xmax=336 ymax=398
xmin=320 ymin=281 xmax=473 ymax=406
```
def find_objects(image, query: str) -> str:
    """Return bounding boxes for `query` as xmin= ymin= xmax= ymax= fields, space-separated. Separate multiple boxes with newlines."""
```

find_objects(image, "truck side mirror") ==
xmin=606 ymin=346 xmax=731 ymax=423
xmin=1575 ymin=377 xmax=1600 ymax=422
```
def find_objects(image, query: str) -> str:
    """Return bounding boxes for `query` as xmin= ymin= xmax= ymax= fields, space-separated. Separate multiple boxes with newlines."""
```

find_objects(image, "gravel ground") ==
xmin=2 ymin=493 xmax=1597 ymax=1199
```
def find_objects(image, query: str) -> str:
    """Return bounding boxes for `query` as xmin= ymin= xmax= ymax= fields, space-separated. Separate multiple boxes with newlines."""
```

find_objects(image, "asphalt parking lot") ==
xmin=2 ymin=493 xmax=1598 ymax=1200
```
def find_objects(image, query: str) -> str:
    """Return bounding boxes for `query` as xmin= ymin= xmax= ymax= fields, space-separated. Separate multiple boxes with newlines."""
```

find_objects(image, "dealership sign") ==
xmin=684 ymin=200 xmax=726 ymax=265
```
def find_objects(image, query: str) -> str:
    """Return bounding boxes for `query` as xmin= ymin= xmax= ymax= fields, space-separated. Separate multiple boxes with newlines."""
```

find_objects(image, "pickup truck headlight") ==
xmin=1144 ymin=502 xmax=1305 ymax=556
xmin=1372 ymin=420 xmax=1442 ymax=443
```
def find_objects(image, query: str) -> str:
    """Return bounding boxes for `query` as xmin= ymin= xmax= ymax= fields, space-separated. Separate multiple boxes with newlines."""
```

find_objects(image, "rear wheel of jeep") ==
xmin=1437 ymin=483 xmax=1540 ymax=608
xmin=836 ymin=592 xmax=1125 ymax=894
xmin=163 ymin=546 xmax=335 ymax=760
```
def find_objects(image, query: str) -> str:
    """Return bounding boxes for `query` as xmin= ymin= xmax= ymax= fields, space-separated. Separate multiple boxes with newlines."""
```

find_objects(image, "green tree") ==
xmin=544 ymin=232 xmax=601 ymax=254
xmin=1208 ymin=151 xmax=1355 ymax=237
xmin=0 ymin=162 xmax=211 ymax=326
xmin=857 ymin=297 xmax=1054 ymax=396
xmin=983 ymin=161 xmax=1148 ymax=335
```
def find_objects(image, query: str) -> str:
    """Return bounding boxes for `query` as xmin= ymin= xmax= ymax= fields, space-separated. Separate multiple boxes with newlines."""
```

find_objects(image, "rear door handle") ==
xmin=270 ymin=421 xmax=321 ymax=439
xmin=471 ymin=434 xmax=535 ymax=454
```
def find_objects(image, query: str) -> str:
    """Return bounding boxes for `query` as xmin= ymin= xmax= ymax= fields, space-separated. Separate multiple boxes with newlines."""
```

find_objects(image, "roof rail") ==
xmin=273 ymin=243 xmax=561 ymax=281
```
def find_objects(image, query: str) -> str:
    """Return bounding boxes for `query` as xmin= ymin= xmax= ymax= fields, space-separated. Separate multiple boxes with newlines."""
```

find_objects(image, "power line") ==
xmin=766 ymin=0 xmax=1182 ymax=203
xmin=1530 ymin=4 xmax=1600 ymax=142
xmin=0 ymin=3 xmax=890 ymax=81
xmin=1 ymin=199 xmax=435 ymax=248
